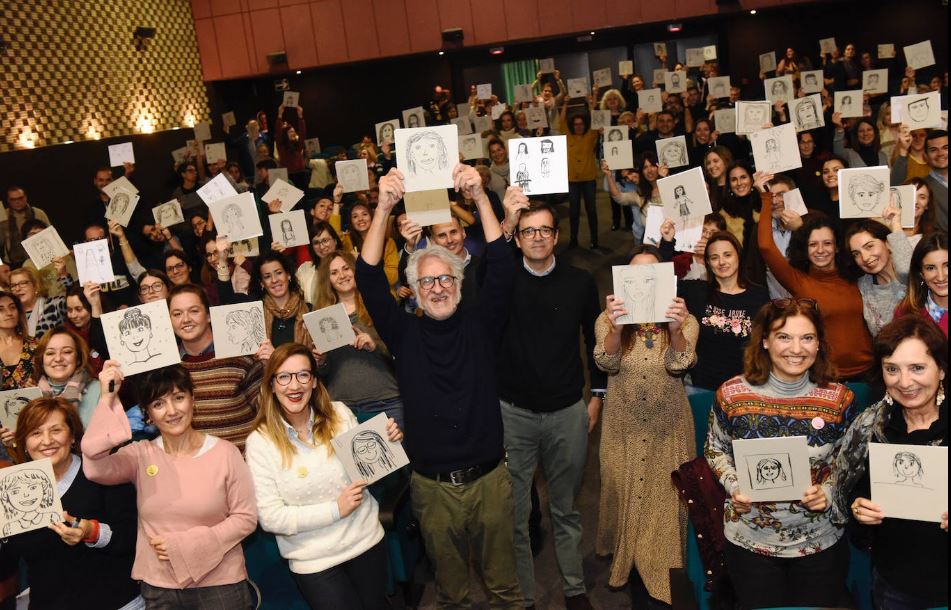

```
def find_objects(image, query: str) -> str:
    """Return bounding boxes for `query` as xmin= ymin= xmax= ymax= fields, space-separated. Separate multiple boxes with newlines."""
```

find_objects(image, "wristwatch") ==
xmin=591 ymin=390 xmax=606 ymax=400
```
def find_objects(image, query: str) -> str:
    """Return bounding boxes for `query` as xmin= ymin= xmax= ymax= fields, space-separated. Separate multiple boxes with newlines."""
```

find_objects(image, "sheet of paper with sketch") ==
xmin=101 ymin=299 xmax=181 ymax=376
xmin=261 ymin=178 xmax=305 ymax=212
xmin=303 ymin=303 xmax=357 ymax=354
xmin=197 ymin=172 xmax=238 ymax=206
xmin=731 ymin=436 xmax=812 ymax=502
xmin=331 ymin=413 xmax=410 ymax=485
xmin=0 ymin=458 xmax=64 ymax=537
xmin=152 ymin=199 xmax=185 ymax=228
xmin=208 ymin=192 xmax=264 ymax=241
xmin=22 ymin=226 xmax=70 ymax=270
xmin=404 ymin=189 xmax=451 ymax=227
xmin=610 ymin=262 xmax=677 ymax=325
xmin=335 ymin=160 xmax=370 ymax=193
xmin=108 ymin=142 xmax=135 ymax=167
xmin=837 ymin=166 xmax=891 ymax=218
xmin=193 ymin=121 xmax=212 ymax=142
xmin=104 ymin=187 xmax=139 ymax=227
xmin=869 ymin=443 xmax=948 ymax=523
xmin=507 ymin=135 xmax=569 ymax=196
xmin=74 ymin=239 xmax=116 ymax=285
xmin=101 ymin=176 xmax=138 ymax=199
xmin=209 ymin=301 xmax=267 ymax=358
xmin=0 ymin=387 xmax=43 ymax=431
xmin=268 ymin=210 xmax=309 ymax=248
xmin=394 ymin=124 xmax=459 ymax=192
xmin=750 ymin=123 xmax=802 ymax=174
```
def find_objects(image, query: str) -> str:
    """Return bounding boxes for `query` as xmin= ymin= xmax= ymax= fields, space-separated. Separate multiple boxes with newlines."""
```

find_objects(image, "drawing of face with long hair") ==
xmin=2 ymin=396 xmax=30 ymax=421
xmin=351 ymin=430 xmax=397 ymax=479
xmin=407 ymin=113 xmax=421 ymax=128
xmin=796 ymin=99 xmax=819 ymax=127
xmin=765 ymin=139 xmax=778 ymax=153
xmin=280 ymin=219 xmax=295 ymax=244
xmin=771 ymin=80 xmax=788 ymax=101
xmin=35 ymin=239 xmax=54 ymax=261
xmin=406 ymin=131 xmax=449 ymax=175
xmin=225 ymin=308 xmax=265 ymax=352
xmin=1 ymin=470 xmax=53 ymax=516
xmin=517 ymin=142 xmax=529 ymax=158
xmin=222 ymin=203 xmax=245 ymax=235
xmin=318 ymin=316 xmax=342 ymax=342
xmin=608 ymin=128 xmax=622 ymax=142
xmin=111 ymin=191 xmax=130 ymax=216
xmin=158 ymin=205 xmax=177 ymax=226
xmin=848 ymin=173 xmax=886 ymax=211
xmin=341 ymin=164 xmax=360 ymax=188
xmin=893 ymin=451 xmax=924 ymax=484
xmin=907 ymin=98 xmax=930 ymax=123
xmin=662 ymin=142 xmax=684 ymax=166
xmin=378 ymin=123 xmax=395 ymax=144
xmin=755 ymin=458 xmax=786 ymax=485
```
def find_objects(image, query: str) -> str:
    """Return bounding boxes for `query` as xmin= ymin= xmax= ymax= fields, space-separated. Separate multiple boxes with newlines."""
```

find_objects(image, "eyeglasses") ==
xmin=312 ymin=237 xmax=335 ymax=247
xmin=771 ymin=297 xmax=819 ymax=311
xmin=417 ymin=275 xmax=457 ymax=290
xmin=138 ymin=282 xmax=166 ymax=295
xmin=166 ymin=262 xmax=187 ymax=274
xmin=205 ymin=251 xmax=219 ymax=259
xmin=273 ymin=370 xmax=314 ymax=386
xmin=518 ymin=226 xmax=555 ymax=239
xmin=9 ymin=281 xmax=32 ymax=290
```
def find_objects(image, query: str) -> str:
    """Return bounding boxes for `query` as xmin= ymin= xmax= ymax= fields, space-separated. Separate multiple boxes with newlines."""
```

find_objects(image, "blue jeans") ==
xmin=872 ymin=569 xmax=945 ymax=610
xmin=347 ymin=396 xmax=404 ymax=432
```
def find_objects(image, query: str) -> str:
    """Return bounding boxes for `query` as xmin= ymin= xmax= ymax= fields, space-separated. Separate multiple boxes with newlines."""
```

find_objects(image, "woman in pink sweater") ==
xmin=82 ymin=361 xmax=258 ymax=609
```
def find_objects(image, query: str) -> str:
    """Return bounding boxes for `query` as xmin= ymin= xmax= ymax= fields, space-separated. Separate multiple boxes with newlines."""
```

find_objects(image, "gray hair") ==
xmin=405 ymin=244 xmax=465 ymax=292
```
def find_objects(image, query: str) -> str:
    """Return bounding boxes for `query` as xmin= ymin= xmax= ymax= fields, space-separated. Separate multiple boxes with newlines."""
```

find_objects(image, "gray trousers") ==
xmin=500 ymin=399 xmax=588 ymax=605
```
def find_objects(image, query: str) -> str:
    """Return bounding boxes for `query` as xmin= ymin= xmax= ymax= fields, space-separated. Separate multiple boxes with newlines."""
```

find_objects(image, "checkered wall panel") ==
xmin=0 ymin=0 xmax=209 ymax=152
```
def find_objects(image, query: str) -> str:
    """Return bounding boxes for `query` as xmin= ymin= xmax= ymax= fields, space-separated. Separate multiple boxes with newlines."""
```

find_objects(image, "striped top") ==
xmin=181 ymin=353 xmax=263 ymax=452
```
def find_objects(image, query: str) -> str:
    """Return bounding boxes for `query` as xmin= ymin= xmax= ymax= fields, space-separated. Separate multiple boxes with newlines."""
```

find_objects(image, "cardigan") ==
xmin=558 ymin=118 xmax=600 ymax=182
xmin=81 ymin=394 xmax=257 ymax=590
xmin=244 ymin=401 xmax=384 ymax=574
xmin=757 ymin=192 xmax=873 ymax=378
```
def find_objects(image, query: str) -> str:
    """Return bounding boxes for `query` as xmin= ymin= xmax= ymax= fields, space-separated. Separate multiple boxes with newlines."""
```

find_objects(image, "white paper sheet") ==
xmin=74 ymin=239 xmax=115 ymax=285
xmin=638 ymin=89 xmax=663 ymax=114
xmin=508 ymin=135 xmax=568 ymax=196
xmin=838 ymin=166 xmax=891 ymax=218
xmin=197 ymin=172 xmax=239 ymax=205
xmin=903 ymin=40 xmax=935 ymax=70
xmin=104 ymin=188 xmax=139 ymax=228
xmin=193 ymin=121 xmax=211 ymax=142
xmin=152 ymin=200 xmax=185 ymax=228
xmin=593 ymin=68 xmax=612 ymax=88
xmin=375 ymin=119 xmax=400 ymax=145
xmin=604 ymin=142 xmax=634 ymax=170
xmin=731 ymin=436 xmax=812 ymax=502
xmin=108 ymin=142 xmax=135 ymax=167
xmin=759 ymin=51 xmax=777 ymax=74
xmin=208 ymin=192 xmax=264 ymax=240
xmin=706 ymin=77 xmax=731 ymax=100
xmin=0 ymin=459 xmax=64 ymax=537
xmin=714 ymin=108 xmax=736 ymax=134
xmin=764 ymin=75 xmax=794 ymax=105
xmin=567 ymin=78 xmax=588 ymax=98
xmin=611 ymin=262 xmax=677 ymax=325
xmin=101 ymin=299 xmax=181 ymax=376
xmin=402 ymin=106 xmax=427 ymax=128
xmin=664 ymin=71 xmax=686 ymax=94
xmin=268 ymin=210 xmax=309 ymax=248
xmin=395 ymin=124 xmax=459 ymax=192
xmin=304 ymin=303 xmax=357 ymax=353
xmin=657 ymin=167 xmax=713 ymax=224
xmin=209 ymin=301 xmax=267 ymax=358
xmin=204 ymin=142 xmax=227 ymax=163
xmin=735 ymin=101 xmax=772 ymax=135
xmin=834 ymin=90 xmax=864 ymax=118
xmin=655 ymin=135 xmax=690 ymax=169
xmin=870 ymin=443 xmax=947 ymax=522
xmin=800 ymin=69 xmax=825 ymax=94
xmin=22 ymin=226 xmax=70 ymax=270
xmin=282 ymin=91 xmax=300 ymax=107
xmin=335 ymin=160 xmax=370 ymax=193
xmin=862 ymin=69 xmax=888 ymax=95
xmin=459 ymin=134 xmax=485 ymax=161
xmin=750 ymin=123 xmax=802 ymax=173
xmin=331 ymin=413 xmax=410 ymax=485
xmin=261 ymin=178 xmax=305 ymax=211
xmin=789 ymin=94 xmax=826 ymax=132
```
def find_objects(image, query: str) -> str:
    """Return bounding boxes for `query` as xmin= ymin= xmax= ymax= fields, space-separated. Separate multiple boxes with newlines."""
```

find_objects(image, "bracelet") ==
xmin=119 ymin=240 xmax=130 ymax=246
xmin=82 ymin=519 xmax=100 ymax=543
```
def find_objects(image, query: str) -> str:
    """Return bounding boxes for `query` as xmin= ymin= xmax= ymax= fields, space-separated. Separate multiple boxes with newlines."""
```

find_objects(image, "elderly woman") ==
xmin=10 ymin=266 xmax=68 ymax=337
xmin=0 ymin=397 xmax=140 ymax=610
xmin=82 ymin=362 xmax=258 ymax=608
xmin=831 ymin=315 xmax=948 ymax=608
xmin=594 ymin=244 xmax=697 ymax=606
xmin=705 ymin=298 xmax=857 ymax=609
xmin=896 ymin=232 xmax=948 ymax=336
xmin=245 ymin=343 xmax=402 ymax=608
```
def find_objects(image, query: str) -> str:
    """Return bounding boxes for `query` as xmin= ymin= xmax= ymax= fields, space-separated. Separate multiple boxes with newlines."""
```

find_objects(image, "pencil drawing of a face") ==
xmin=661 ymin=141 xmax=685 ymax=166
xmin=112 ymin=192 xmax=130 ymax=216
xmin=351 ymin=430 xmax=397 ymax=479
xmin=280 ymin=219 xmax=295 ymax=244
xmin=341 ymin=164 xmax=360 ymax=188
xmin=771 ymin=80 xmax=788 ymax=101
xmin=222 ymin=203 xmax=245 ymax=235
xmin=892 ymin=451 xmax=924 ymax=485
xmin=225 ymin=308 xmax=265 ymax=352
xmin=867 ymin=73 xmax=880 ymax=87
xmin=796 ymin=99 xmax=819 ymax=128
xmin=118 ymin=308 xmax=156 ymax=363
xmin=755 ymin=457 xmax=786 ymax=486
xmin=540 ymin=157 xmax=550 ymax=177
xmin=405 ymin=131 xmax=449 ymax=176
xmin=805 ymin=73 xmax=817 ymax=88
xmin=608 ymin=129 xmax=622 ymax=142
xmin=2 ymin=396 xmax=30 ymax=422
xmin=745 ymin=105 xmax=766 ymax=127
xmin=624 ymin=265 xmax=657 ymax=322
xmin=318 ymin=316 xmax=342 ymax=342
xmin=671 ymin=73 xmax=681 ymax=88
xmin=907 ymin=98 xmax=930 ymax=123
xmin=407 ymin=113 xmax=421 ymax=128
xmin=1 ymin=470 xmax=55 ymax=521
xmin=540 ymin=139 xmax=554 ymax=154
xmin=848 ymin=173 xmax=886 ymax=211
xmin=378 ymin=123 xmax=395 ymax=144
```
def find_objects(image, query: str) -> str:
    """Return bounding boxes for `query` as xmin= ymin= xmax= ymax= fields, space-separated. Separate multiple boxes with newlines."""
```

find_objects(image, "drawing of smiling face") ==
xmin=411 ymin=139 xmax=438 ymax=172
xmin=662 ymin=143 xmax=681 ymax=165
xmin=895 ymin=454 xmax=921 ymax=479
xmin=121 ymin=323 xmax=151 ymax=353
xmin=353 ymin=436 xmax=381 ymax=464
xmin=798 ymin=102 xmax=818 ymax=125
xmin=852 ymin=185 xmax=881 ymax=210
xmin=760 ymin=460 xmax=780 ymax=482
xmin=8 ymin=481 xmax=44 ymax=511
xmin=907 ymin=99 xmax=929 ymax=123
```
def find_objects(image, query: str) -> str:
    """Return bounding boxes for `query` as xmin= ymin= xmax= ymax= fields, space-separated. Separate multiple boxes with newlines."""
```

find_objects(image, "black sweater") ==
xmin=497 ymin=261 xmax=605 ymax=412
xmin=1 ymin=460 xmax=139 ymax=610
xmin=356 ymin=236 xmax=514 ymax=473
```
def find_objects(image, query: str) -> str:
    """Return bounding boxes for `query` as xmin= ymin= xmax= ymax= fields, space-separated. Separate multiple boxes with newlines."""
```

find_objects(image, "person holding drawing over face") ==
xmin=830 ymin=316 xmax=948 ymax=608
xmin=355 ymin=165 xmax=528 ymax=608
xmin=82 ymin=362 xmax=258 ymax=608
xmin=705 ymin=299 xmax=857 ymax=608
xmin=245 ymin=342 xmax=403 ymax=609
xmin=594 ymin=244 xmax=697 ymax=606
xmin=0 ymin=397 xmax=141 ymax=610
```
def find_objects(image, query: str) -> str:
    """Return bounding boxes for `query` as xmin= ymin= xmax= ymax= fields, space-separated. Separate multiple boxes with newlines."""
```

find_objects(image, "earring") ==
xmin=937 ymin=385 xmax=946 ymax=406
xmin=883 ymin=392 xmax=894 ymax=406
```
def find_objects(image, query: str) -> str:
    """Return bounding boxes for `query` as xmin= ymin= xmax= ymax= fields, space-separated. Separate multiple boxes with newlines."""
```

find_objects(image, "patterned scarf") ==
xmin=39 ymin=370 xmax=90 ymax=407
xmin=263 ymin=291 xmax=312 ymax=348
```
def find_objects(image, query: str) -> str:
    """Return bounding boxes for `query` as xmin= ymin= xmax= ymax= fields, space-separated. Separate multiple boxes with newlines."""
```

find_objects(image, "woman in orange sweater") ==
xmin=559 ymin=92 xmax=601 ymax=249
xmin=754 ymin=171 xmax=873 ymax=379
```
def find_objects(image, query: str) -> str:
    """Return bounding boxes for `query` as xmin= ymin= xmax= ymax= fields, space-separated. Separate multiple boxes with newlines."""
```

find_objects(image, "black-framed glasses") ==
xmin=9 ymin=280 xmax=32 ymax=290
xmin=138 ymin=282 xmax=166 ymax=295
xmin=417 ymin=275 xmax=457 ymax=290
xmin=273 ymin=370 xmax=314 ymax=386
xmin=771 ymin=297 xmax=819 ymax=311
xmin=166 ymin=262 xmax=187 ymax=273
xmin=205 ymin=250 xmax=219 ymax=259
xmin=312 ymin=237 xmax=335 ymax=247
xmin=518 ymin=226 xmax=555 ymax=239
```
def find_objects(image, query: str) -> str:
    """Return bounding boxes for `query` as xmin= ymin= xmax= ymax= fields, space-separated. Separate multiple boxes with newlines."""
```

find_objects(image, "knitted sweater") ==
xmin=856 ymin=230 xmax=913 ymax=336
xmin=244 ymin=402 xmax=384 ymax=574
xmin=181 ymin=353 xmax=263 ymax=452
xmin=705 ymin=374 xmax=856 ymax=557
xmin=757 ymin=192 xmax=873 ymax=377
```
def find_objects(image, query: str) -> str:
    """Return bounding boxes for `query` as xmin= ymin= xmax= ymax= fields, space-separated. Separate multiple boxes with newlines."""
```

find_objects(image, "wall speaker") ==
xmin=267 ymin=52 xmax=288 ymax=66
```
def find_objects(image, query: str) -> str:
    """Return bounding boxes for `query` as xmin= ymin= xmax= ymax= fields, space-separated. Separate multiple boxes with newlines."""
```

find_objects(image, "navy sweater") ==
xmin=355 ymin=236 xmax=514 ymax=473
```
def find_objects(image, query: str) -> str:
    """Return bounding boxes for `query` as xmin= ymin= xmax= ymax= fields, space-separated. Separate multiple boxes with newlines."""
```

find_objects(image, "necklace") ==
xmin=635 ymin=323 xmax=661 ymax=349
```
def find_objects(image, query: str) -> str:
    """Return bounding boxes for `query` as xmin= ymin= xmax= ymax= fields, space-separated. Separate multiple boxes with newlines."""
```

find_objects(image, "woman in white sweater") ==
xmin=244 ymin=342 xmax=403 ymax=609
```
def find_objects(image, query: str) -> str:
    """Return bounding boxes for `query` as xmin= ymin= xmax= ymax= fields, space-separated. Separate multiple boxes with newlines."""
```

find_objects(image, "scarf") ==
xmin=263 ymin=291 xmax=312 ymax=348
xmin=39 ymin=370 xmax=90 ymax=407
xmin=490 ymin=161 xmax=510 ymax=185
xmin=26 ymin=297 xmax=45 ymax=337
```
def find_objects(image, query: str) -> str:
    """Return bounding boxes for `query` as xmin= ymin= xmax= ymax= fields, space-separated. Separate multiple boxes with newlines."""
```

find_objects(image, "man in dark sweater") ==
xmin=356 ymin=164 xmax=528 ymax=608
xmin=497 ymin=201 xmax=604 ymax=610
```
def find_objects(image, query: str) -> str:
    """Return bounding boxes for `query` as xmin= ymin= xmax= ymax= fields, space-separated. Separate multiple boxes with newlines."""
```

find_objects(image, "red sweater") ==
xmin=757 ymin=192 xmax=873 ymax=378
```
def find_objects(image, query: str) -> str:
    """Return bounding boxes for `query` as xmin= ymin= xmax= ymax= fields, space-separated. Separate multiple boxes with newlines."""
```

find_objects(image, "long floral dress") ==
xmin=593 ymin=314 xmax=698 ymax=603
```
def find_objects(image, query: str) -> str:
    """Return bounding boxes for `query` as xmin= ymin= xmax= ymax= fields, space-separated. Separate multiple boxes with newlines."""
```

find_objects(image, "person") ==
xmin=902 ymin=177 xmax=938 ymax=246
xmin=164 ymin=249 xmax=194 ymax=287
xmin=703 ymin=147 xmax=733 ymax=212
xmin=30 ymin=325 xmax=101 ymax=425
xmin=314 ymin=250 xmax=403 ymax=429
xmin=720 ymin=164 xmax=759 ymax=247
xmin=830 ymin=315 xmax=948 ymax=608
xmin=0 ymin=397 xmax=140 ymax=610
xmin=341 ymin=202 xmax=399 ymax=292
xmin=0 ymin=291 xmax=38 ymax=391
xmin=755 ymin=171 xmax=874 ymax=379
xmin=245 ymin=343 xmax=403 ymax=608
xmin=172 ymin=279 xmax=262 ymax=423
xmin=355 ymin=164 xmax=526 ymax=608
xmin=844 ymin=209 xmax=913 ymax=336
xmin=559 ymin=97 xmax=601 ymax=249
xmin=594 ymin=244 xmax=697 ymax=606
xmin=679 ymin=232 xmax=770 ymax=391
xmin=82 ymin=362 xmax=257 ymax=608
xmin=893 ymin=130 xmax=948 ymax=232
xmin=498 ymin=201 xmax=604 ymax=610
xmin=63 ymin=283 xmax=105 ymax=373
xmin=10 ymin=265 xmax=69 ymax=337
xmin=833 ymin=116 xmax=889 ymax=168
xmin=254 ymin=253 xmax=313 ymax=348
xmin=200 ymin=233 xmax=251 ymax=306
xmin=891 ymin=127 xmax=931 ymax=183
xmin=297 ymin=221 xmax=342 ymax=305
xmin=136 ymin=269 xmax=172 ymax=304
xmin=486 ymin=138 xmax=511 ymax=201
xmin=0 ymin=186 xmax=51 ymax=268
xmin=896 ymin=232 xmax=948 ymax=336
xmin=705 ymin=298 xmax=857 ymax=608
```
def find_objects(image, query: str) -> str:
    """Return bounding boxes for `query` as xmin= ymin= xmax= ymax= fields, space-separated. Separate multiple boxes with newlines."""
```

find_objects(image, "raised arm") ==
xmin=453 ymin=164 xmax=502 ymax=242
xmin=754 ymin=172 xmax=807 ymax=294
xmin=80 ymin=362 xmax=139 ymax=486
xmin=361 ymin=169 xmax=404 ymax=266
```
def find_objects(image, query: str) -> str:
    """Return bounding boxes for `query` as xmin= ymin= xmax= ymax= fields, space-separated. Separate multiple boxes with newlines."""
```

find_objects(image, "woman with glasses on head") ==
xmin=896 ymin=232 xmax=948 ymax=336
xmin=705 ymin=298 xmax=857 ymax=609
xmin=245 ymin=343 xmax=402 ymax=608
xmin=754 ymin=171 xmax=874 ymax=379
xmin=297 ymin=221 xmax=343 ymax=306
xmin=594 ymin=244 xmax=698 ymax=607
xmin=314 ymin=250 xmax=403 ymax=429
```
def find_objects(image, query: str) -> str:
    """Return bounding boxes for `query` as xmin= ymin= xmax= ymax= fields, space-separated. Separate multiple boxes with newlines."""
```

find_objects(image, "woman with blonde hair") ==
xmin=599 ymin=88 xmax=627 ymax=120
xmin=245 ymin=342 xmax=402 ymax=608
xmin=9 ymin=265 xmax=67 ymax=337
xmin=314 ymin=251 xmax=403 ymax=428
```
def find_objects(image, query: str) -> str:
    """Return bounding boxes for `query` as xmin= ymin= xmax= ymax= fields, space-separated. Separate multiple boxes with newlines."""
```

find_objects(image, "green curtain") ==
xmin=501 ymin=59 xmax=538 ymax=105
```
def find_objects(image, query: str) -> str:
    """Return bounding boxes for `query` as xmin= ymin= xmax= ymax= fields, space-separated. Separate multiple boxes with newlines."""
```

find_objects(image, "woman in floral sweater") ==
xmin=705 ymin=298 xmax=858 ymax=609
xmin=679 ymin=231 xmax=770 ymax=391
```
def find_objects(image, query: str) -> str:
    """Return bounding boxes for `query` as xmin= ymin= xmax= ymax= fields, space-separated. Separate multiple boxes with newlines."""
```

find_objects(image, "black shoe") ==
xmin=567 ymin=239 xmax=579 ymax=249
xmin=589 ymin=242 xmax=599 ymax=250
xmin=610 ymin=224 xmax=619 ymax=231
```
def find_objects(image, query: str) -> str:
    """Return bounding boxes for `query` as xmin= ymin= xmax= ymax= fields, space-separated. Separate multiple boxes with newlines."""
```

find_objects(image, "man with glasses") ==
xmin=80 ymin=222 xmax=143 ymax=308
xmin=356 ymin=164 xmax=528 ymax=608
xmin=497 ymin=201 xmax=603 ymax=610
